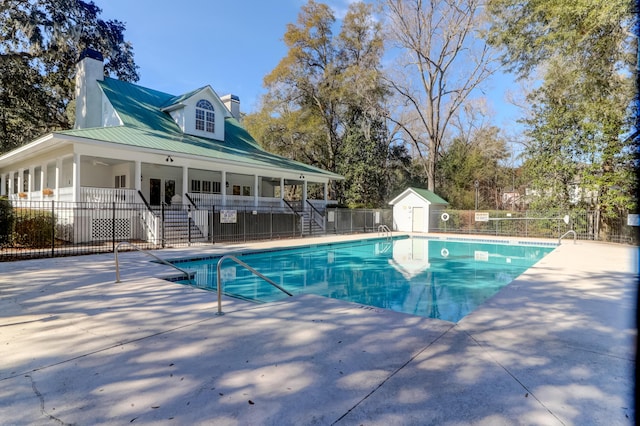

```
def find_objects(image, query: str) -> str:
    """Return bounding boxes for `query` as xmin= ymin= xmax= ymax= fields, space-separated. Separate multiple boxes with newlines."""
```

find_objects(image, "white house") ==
xmin=0 ymin=49 xmax=342 ymax=209
xmin=388 ymin=187 xmax=449 ymax=233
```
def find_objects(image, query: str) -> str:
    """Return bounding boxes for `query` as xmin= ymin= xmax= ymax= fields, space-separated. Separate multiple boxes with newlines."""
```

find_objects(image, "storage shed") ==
xmin=389 ymin=187 xmax=449 ymax=233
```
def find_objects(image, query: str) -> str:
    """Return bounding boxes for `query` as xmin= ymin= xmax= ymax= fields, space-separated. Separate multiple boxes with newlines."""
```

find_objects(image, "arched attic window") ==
xmin=195 ymin=99 xmax=215 ymax=133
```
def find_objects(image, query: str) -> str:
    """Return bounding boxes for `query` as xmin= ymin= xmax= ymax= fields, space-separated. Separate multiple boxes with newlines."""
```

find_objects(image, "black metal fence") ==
xmin=0 ymin=200 xmax=395 ymax=261
xmin=325 ymin=208 xmax=394 ymax=234
xmin=6 ymin=199 xmax=633 ymax=262
xmin=429 ymin=209 xmax=638 ymax=244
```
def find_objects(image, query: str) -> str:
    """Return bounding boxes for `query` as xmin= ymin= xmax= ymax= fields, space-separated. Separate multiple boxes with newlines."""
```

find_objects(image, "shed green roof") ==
xmin=410 ymin=187 xmax=448 ymax=204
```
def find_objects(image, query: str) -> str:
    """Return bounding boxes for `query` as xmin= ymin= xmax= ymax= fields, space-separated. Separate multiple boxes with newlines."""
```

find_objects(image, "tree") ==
xmin=245 ymin=1 xmax=403 ymax=206
xmin=487 ymin=0 xmax=637 ymax=235
xmin=0 ymin=0 xmax=139 ymax=153
xmin=437 ymin=125 xmax=509 ymax=209
xmin=382 ymin=0 xmax=499 ymax=191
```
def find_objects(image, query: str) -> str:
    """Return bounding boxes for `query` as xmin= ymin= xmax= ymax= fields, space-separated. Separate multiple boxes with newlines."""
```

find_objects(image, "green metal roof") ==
xmin=58 ymin=78 xmax=341 ymax=179
xmin=410 ymin=187 xmax=449 ymax=204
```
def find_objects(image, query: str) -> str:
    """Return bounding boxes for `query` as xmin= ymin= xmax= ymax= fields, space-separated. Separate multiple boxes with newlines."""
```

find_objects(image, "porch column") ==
xmin=181 ymin=166 xmax=189 ymax=202
xmin=0 ymin=173 xmax=5 ymax=196
xmin=55 ymin=158 xmax=61 ymax=201
xmin=7 ymin=171 xmax=14 ymax=196
xmin=28 ymin=166 xmax=35 ymax=194
xmin=40 ymin=165 xmax=46 ymax=193
xmin=302 ymin=179 xmax=307 ymax=206
xmin=221 ymin=170 xmax=227 ymax=206
xmin=73 ymin=153 xmax=81 ymax=202
xmin=17 ymin=168 xmax=23 ymax=195
xmin=324 ymin=181 xmax=329 ymax=202
xmin=280 ymin=177 xmax=285 ymax=206
xmin=134 ymin=160 xmax=141 ymax=191
xmin=253 ymin=174 xmax=259 ymax=207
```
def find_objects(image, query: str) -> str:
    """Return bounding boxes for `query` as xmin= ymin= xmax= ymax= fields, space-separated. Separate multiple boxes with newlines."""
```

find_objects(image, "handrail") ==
xmin=114 ymin=241 xmax=192 ymax=283
xmin=378 ymin=224 xmax=392 ymax=240
xmin=137 ymin=190 xmax=155 ymax=214
xmin=184 ymin=193 xmax=198 ymax=210
xmin=283 ymin=199 xmax=302 ymax=216
xmin=558 ymin=230 xmax=577 ymax=245
xmin=305 ymin=199 xmax=326 ymax=231
xmin=216 ymin=254 xmax=292 ymax=315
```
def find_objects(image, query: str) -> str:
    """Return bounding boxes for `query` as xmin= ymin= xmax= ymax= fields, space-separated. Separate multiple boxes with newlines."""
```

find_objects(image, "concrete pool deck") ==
xmin=0 ymin=234 xmax=637 ymax=425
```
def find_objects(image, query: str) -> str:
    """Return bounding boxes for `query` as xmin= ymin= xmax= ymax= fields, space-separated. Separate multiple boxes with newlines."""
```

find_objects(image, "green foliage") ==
xmin=245 ymin=1 xmax=406 ymax=207
xmin=337 ymin=110 xmax=389 ymax=207
xmin=487 ymin=0 xmax=637 ymax=221
xmin=436 ymin=127 xmax=510 ymax=210
xmin=12 ymin=208 xmax=55 ymax=248
xmin=0 ymin=0 xmax=139 ymax=154
xmin=0 ymin=197 xmax=14 ymax=245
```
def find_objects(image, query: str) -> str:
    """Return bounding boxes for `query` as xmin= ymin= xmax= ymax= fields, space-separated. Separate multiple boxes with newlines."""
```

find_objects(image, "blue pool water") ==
xmin=172 ymin=237 xmax=555 ymax=322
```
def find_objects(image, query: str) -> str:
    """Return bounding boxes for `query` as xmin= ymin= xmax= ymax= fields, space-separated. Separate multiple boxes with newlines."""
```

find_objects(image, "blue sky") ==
xmin=98 ymin=0 xmax=520 ymax=130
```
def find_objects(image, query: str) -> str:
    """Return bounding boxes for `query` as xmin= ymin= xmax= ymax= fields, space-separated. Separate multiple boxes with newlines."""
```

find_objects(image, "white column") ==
xmin=302 ymin=179 xmax=307 ymax=206
xmin=182 ymin=166 xmax=188 ymax=198
xmin=0 ymin=173 xmax=5 ymax=196
xmin=7 ymin=171 xmax=14 ymax=196
xmin=134 ymin=161 xmax=141 ymax=192
xmin=55 ymin=158 xmax=61 ymax=201
xmin=40 ymin=165 xmax=46 ymax=193
xmin=73 ymin=153 xmax=81 ymax=202
xmin=17 ymin=169 xmax=24 ymax=195
xmin=324 ymin=181 xmax=329 ymax=202
xmin=280 ymin=177 xmax=285 ymax=206
xmin=28 ymin=166 xmax=34 ymax=194
xmin=221 ymin=170 xmax=227 ymax=206
xmin=253 ymin=174 xmax=259 ymax=207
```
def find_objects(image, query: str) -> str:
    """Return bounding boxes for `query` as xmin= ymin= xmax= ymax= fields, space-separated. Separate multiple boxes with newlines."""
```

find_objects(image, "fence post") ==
xmin=51 ymin=200 xmax=55 ymax=258
xmin=112 ymin=201 xmax=116 ymax=253
xmin=188 ymin=204 xmax=192 ymax=246
xmin=350 ymin=210 xmax=353 ymax=233
xmin=214 ymin=205 xmax=216 ymax=244
xmin=161 ymin=203 xmax=165 ymax=248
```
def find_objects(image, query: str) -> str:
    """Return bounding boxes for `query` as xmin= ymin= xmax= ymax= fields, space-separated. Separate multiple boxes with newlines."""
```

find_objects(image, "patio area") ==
xmin=0 ymin=235 xmax=636 ymax=425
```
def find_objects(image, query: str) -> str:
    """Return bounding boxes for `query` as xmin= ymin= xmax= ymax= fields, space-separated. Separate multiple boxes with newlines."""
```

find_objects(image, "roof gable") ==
xmin=161 ymin=85 xmax=229 ymax=117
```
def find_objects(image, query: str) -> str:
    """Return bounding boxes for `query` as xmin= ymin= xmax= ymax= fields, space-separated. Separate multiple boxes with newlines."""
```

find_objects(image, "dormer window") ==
xmin=195 ymin=99 xmax=215 ymax=133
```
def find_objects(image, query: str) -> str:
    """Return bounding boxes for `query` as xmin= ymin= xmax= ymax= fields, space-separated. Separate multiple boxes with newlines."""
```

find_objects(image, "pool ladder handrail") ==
xmin=378 ymin=224 xmax=392 ymax=241
xmin=558 ymin=230 xmax=577 ymax=245
xmin=114 ymin=241 xmax=192 ymax=283
xmin=216 ymin=254 xmax=293 ymax=315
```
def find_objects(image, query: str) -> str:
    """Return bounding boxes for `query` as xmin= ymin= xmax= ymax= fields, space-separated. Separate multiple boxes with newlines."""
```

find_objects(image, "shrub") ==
xmin=0 ymin=198 xmax=14 ymax=246
xmin=13 ymin=208 xmax=55 ymax=248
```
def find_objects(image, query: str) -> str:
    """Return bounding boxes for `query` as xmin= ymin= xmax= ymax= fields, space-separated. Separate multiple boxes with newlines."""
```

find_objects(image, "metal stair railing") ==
xmin=305 ymin=200 xmax=326 ymax=233
xmin=558 ymin=230 xmax=577 ymax=245
xmin=378 ymin=224 xmax=392 ymax=240
xmin=216 ymin=254 xmax=292 ymax=315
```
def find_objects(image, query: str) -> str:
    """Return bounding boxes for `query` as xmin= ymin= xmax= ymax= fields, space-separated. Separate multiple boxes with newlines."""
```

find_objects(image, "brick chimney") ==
xmin=74 ymin=48 xmax=104 ymax=129
xmin=221 ymin=94 xmax=240 ymax=121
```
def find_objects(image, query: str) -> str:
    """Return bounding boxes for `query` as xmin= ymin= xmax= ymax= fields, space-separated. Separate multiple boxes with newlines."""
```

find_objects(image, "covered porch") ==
xmin=1 ymin=152 xmax=335 ymax=211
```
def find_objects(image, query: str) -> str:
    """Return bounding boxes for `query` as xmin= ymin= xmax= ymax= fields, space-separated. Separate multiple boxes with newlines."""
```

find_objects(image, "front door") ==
xmin=165 ymin=180 xmax=175 ymax=204
xmin=150 ymin=178 xmax=161 ymax=205
xmin=412 ymin=207 xmax=424 ymax=232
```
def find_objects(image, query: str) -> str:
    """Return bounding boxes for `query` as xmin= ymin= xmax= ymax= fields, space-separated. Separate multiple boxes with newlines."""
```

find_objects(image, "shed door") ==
xmin=412 ymin=207 xmax=424 ymax=232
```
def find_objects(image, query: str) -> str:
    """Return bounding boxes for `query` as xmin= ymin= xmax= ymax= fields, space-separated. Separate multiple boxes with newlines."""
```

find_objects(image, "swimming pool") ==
xmin=172 ymin=237 xmax=555 ymax=322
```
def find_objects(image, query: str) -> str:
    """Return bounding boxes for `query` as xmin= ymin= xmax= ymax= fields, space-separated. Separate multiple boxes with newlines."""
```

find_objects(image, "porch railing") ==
xmin=82 ymin=187 xmax=137 ymax=204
